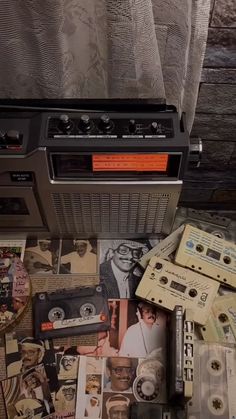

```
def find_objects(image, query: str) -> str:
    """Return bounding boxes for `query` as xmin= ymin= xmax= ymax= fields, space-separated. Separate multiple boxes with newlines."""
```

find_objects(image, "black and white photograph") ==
xmin=102 ymin=393 xmax=134 ymax=419
xmin=103 ymin=357 xmax=138 ymax=393
xmin=55 ymin=379 xmax=77 ymax=418
xmin=59 ymin=239 xmax=98 ymax=274
xmin=1 ymin=364 xmax=55 ymax=419
xmin=99 ymin=240 xmax=149 ymax=298
xmin=85 ymin=374 xmax=102 ymax=395
xmin=5 ymin=332 xmax=59 ymax=395
xmin=56 ymin=352 xmax=79 ymax=380
xmin=84 ymin=394 xmax=102 ymax=418
xmin=24 ymin=238 xmax=60 ymax=274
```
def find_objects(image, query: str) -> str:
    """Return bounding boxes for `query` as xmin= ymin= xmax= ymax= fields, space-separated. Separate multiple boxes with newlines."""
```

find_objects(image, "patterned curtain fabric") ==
xmin=0 ymin=0 xmax=210 ymax=130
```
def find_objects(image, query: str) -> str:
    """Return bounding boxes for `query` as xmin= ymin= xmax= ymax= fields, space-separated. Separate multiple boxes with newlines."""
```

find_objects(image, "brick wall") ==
xmin=180 ymin=0 xmax=236 ymax=213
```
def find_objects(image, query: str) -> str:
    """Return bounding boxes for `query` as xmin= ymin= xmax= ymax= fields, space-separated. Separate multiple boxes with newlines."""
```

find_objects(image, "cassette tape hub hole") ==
xmin=196 ymin=244 xmax=204 ymax=253
xmin=48 ymin=307 xmax=65 ymax=322
xmin=189 ymin=288 xmax=198 ymax=298
xmin=80 ymin=303 xmax=96 ymax=318
xmin=223 ymin=256 xmax=231 ymax=265
xmin=218 ymin=313 xmax=229 ymax=323
xmin=155 ymin=263 xmax=163 ymax=271
xmin=211 ymin=360 xmax=221 ymax=372
xmin=159 ymin=276 xmax=168 ymax=285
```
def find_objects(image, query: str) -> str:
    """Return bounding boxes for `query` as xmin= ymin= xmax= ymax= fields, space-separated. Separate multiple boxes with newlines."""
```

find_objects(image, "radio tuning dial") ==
xmin=59 ymin=114 xmax=72 ymax=132
xmin=100 ymin=114 xmax=111 ymax=131
xmin=129 ymin=119 xmax=136 ymax=134
xmin=79 ymin=114 xmax=91 ymax=132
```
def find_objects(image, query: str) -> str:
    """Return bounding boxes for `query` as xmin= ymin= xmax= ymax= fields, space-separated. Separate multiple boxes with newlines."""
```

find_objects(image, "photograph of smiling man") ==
xmin=99 ymin=240 xmax=148 ymax=298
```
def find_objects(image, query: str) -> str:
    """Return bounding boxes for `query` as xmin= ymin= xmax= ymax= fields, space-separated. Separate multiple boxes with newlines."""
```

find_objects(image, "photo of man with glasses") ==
xmin=104 ymin=357 xmax=137 ymax=393
xmin=100 ymin=240 xmax=147 ymax=298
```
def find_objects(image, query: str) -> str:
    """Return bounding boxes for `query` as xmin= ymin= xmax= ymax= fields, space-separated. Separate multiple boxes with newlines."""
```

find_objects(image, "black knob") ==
xmin=5 ymin=130 xmax=22 ymax=145
xmin=59 ymin=114 xmax=72 ymax=132
xmin=151 ymin=122 xmax=159 ymax=134
xmin=79 ymin=114 xmax=91 ymax=132
xmin=129 ymin=119 xmax=136 ymax=134
xmin=100 ymin=114 xmax=111 ymax=131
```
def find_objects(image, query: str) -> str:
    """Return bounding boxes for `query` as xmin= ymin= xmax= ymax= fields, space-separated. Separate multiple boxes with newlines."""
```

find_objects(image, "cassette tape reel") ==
xmin=188 ymin=341 xmax=236 ymax=419
xmin=135 ymin=256 xmax=219 ymax=325
xmin=175 ymin=225 xmax=236 ymax=289
xmin=33 ymin=284 xmax=110 ymax=339
xmin=201 ymin=294 xmax=236 ymax=344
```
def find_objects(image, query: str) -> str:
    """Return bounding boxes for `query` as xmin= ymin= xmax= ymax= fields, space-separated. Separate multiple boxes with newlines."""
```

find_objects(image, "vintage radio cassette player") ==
xmin=0 ymin=99 xmax=194 ymax=238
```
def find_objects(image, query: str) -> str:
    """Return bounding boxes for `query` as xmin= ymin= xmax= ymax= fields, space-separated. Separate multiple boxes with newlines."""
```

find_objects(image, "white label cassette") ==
xmin=135 ymin=257 xmax=219 ymax=325
xmin=175 ymin=225 xmax=236 ymax=289
xmin=201 ymin=294 xmax=236 ymax=344
xmin=187 ymin=341 xmax=236 ymax=419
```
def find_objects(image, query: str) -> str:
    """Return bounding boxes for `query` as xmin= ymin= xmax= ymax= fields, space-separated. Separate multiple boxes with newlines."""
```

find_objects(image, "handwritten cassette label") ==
xmin=135 ymin=257 xmax=219 ymax=325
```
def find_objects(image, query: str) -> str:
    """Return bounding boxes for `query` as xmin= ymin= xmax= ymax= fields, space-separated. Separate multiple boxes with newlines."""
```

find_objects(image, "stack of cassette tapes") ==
xmin=135 ymin=207 xmax=236 ymax=419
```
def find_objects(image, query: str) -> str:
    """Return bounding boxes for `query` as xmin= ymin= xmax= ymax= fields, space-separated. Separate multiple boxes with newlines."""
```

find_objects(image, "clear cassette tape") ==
xmin=175 ymin=225 xmax=236 ymax=289
xmin=172 ymin=207 xmax=236 ymax=243
xmin=33 ymin=284 xmax=110 ymax=339
xmin=188 ymin=341 xmax=236 ymax=419
xmin=135 ymin=256 xmax=219 ymax=325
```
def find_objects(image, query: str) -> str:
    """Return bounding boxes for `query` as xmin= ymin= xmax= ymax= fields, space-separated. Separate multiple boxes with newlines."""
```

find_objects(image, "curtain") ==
xmin=0 ymin=0 xmax=210 ymax=131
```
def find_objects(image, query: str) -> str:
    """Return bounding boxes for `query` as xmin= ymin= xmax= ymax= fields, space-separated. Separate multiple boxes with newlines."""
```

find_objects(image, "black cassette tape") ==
xmin=33 ymin=284 xmax=110 ymax=339
xmin=130 ymin=402 xmax=186 ymax=419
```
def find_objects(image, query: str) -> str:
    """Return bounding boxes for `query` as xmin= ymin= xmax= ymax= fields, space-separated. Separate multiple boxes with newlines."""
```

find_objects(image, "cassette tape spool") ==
xmin=201 ymin=294 xmax=236 ymax=344
xmin=133 ymin=374 xmax=161 ymax=403
xmin=135 ymin=256 xmax=219 ymax=325
xmin=172 ymin=208 xmax=236 ymax=243
xmin=175 ymin=225 xmax=236 ymax=289
xmin=33 ymin=284 xmax=110 ymax=339
xmin=187 ymin=341 xmax=236 ymax=419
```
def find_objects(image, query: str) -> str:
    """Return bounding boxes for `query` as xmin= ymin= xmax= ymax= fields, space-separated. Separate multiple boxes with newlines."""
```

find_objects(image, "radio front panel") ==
xmin=0 ymin=101 xmax=189 ymax=238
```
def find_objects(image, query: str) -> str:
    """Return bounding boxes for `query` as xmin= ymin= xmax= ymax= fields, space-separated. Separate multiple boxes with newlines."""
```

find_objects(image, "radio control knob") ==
xmin=100 ymin=114 xmax=111 ymax=131
xmin=59 ymin=114 xmax=72 ymax=132
xmin=5 ymin=130 xmax=22 ymax=145
xmin=79 ymin=114 xmax=91 ymax=132
xmin=151 ymin=122 xmax=158 ymax=134
xmin=129 ymin=119 xmax=136 ymax=134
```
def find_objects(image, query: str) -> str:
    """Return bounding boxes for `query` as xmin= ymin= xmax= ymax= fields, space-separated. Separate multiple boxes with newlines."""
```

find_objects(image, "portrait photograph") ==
xmin=59 ymin=239 xmax=98 ymax=274
xmin=99 ymin=239 xmax=150 ymax=299
xmin=93 ymin=299 xmax=167 ymax=360
xmin=55 ymin=351 xmax=79 ymax=380
xmin=84 ymin=394 xmax=102 ymax=418
xmin=24 ymin=238 xmax=60 ymax=274
xmin=2 ymin=364 xmax=55 ymax=419
xmin=55 ymin=378 xmax=77 ymax=418
xmin=5 ymin=332 xmax=59 ymax=394
xmin=102 ymin=392 xmax=135 ymax=419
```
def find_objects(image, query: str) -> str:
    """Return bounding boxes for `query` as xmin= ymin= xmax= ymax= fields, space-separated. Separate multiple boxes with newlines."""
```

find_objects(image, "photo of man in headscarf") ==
xmin=24 ymin=239 xmax=59 ymax=274
xmin=60 ymin=239 xmax=97 ymax=274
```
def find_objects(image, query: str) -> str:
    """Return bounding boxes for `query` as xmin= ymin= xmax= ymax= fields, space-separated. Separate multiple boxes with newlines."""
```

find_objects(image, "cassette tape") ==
xmin=175 ymin=225 xmax=236 ymax=289
xmin=172 ymin=207 xmax=236 ymax=243
xmin=168 ymin=306 xmax=194 ymax=402
xmin=33 ymin=284 xmax=110 ymax=339
xmin=201 ymin=294 xmax=236 ymax=344
xmin=139 ymin=225 xmax=185 ymax=270
xmin=187 ymin=341 xmax=236 ymax=419
xmin=135 ymin=256 xmax=219 ymax=325
xmin=130 ymin=402 xmax=186 ymax=419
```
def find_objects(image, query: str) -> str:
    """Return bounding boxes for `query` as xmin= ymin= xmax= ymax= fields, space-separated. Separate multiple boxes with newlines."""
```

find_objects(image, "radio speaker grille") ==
xmin=51 ymin=192 xmax=170 ymax=235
